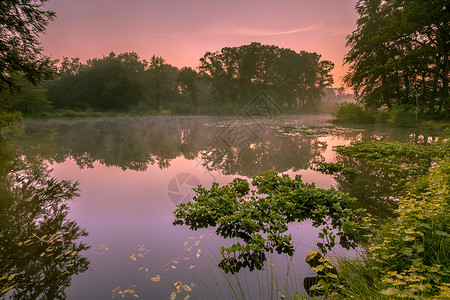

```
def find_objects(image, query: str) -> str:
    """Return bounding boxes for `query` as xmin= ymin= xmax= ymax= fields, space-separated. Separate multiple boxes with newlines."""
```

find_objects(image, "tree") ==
xmin=0 ymin=0 xmax=56 ymax=92
xmin=177 ymin=67 xmax=199 ymax=107
xmin=199 ymin=43 xmax=334 ymax=110
xmin=345 ymin=0 xmax=449 ymax=115
xmin=1 ymin=73 xmax=52 ymax=115
xmin=47 ymin=52 xmax=148 ymax=111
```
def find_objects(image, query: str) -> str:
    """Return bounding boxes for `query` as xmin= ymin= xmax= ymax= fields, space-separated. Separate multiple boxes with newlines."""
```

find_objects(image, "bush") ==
xmin=334 ymin=102 xmax=375 ymax=123
xmin=386 ymin=105 xmax=417 ymax=127
xmin=0 ymin=111 xmax=22 ymax=129
xmin=61 ymin=109 xmax=79 ymax=117
xmin=129 ymin=102 xmax=156 ymax=116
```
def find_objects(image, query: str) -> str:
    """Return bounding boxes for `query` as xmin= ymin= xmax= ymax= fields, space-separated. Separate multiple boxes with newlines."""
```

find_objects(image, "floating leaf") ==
xmin=151 ymin=275 xmax=161 ymax=282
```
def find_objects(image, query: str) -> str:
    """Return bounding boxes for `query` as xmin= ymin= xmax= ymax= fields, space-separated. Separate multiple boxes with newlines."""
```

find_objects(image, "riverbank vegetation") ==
xmin=310 ymin=140 xmax=450 ymax=299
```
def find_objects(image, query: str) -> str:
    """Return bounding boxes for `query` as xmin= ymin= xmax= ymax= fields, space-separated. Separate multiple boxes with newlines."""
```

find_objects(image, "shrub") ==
xmin=61 ymin=109 xmax=78 ymax=117
xmin=0 ymin=111 xmax=22 ymax=129
xmin=386 ymin=105 xmax=417 ymax=127
xmin=334 ymin=102 xmax=375 ymax=124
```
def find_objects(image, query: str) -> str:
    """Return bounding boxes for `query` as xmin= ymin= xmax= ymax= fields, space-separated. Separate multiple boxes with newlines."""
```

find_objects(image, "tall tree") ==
xmin=0 ymin=0 xmax=56 ymax=91
xmin=177 ymin=67 xmax=199 ymax=107
xmin=199 ymin=43 xmax=334 ymax=109
xmin=345 ymin=0 xmax=449 ymax=115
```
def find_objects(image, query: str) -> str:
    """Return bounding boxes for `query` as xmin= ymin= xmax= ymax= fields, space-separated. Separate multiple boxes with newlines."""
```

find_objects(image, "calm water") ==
xmin=3 ymin=115 xmax=432 ymax=299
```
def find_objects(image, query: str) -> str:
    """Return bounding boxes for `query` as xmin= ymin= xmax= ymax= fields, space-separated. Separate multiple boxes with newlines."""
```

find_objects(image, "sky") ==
xmin=40 ymin=0 xmax=358 ymax=88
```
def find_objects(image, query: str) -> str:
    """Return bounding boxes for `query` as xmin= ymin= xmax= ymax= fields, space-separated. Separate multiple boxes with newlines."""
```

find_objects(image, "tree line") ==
xmin=45 ymin=43 xmax=334 ymax=114
xmin=1 ymin=43 xmax=336 ymax=116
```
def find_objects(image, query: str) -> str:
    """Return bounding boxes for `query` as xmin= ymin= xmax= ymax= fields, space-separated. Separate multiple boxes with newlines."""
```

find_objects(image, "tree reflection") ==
xmin=330 ymin=156 xmax=400 ymax=217
xmin=0 ymin=139 xmax=89 ymax=299
xmin=12 ymin=117 xmax=328 ymax=177
xmin=201 ymin=127 xmax=325 ymax=177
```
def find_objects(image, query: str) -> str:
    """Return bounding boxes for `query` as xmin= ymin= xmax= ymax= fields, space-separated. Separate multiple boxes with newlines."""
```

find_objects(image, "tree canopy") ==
xmin=345 ymin=0 xmax=449 ymax=116
xmin=200 ymin=42 xmax=334 ymax=109
xmin=0 ymin=0 xmax=56 ymax=92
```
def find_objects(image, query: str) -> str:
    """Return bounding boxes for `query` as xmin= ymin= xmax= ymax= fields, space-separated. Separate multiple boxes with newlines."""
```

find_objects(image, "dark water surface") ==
xmin=2 ymin=115 xmax=433 ymax=299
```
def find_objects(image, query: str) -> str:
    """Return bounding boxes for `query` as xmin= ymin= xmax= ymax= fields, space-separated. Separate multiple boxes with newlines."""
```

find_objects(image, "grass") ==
xmin=192 ymin=251 xmax=312 ymax=300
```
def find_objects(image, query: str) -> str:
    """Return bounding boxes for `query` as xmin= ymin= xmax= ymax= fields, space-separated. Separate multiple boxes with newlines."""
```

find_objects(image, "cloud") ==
xmin=235 ymin=23 xmax=323 ymax=36
xmin=201 ymin=23 xmax=323 ymax=37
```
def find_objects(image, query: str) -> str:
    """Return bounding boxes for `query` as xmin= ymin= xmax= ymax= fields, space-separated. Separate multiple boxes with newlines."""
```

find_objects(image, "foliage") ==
xmin=344 ymin=0 xmax=449 ymax=116
xmin=334 ymin=140 xmax=448 ymax=187
xmin=173 ymin=172 xmax=363 ymax=273
xmin=45 ymin=43 xmax=334 ymax=115
xmin=313 ymin=139 xmax=449 ymax=216
xmin=0 ymin=111 xmax=22 ymax=130
xmin=0 ymin=0 xmax=56 ymax=92
xmin=310 ymin=161 xmax=356 ymax=179
xmin=333 ymin=102 xmax=421 ymax=127
xmin=47 ymin=52 xmax=149 ymax=112
xmin=316 ymin=160 xmax=450 ymax=299
xmin=0 ymin=73 xmax=52 ymax=116
xmin=386 ymin=105 xmax=417 ymax=127
xmin=333 ymin=102 xmax=375 ymax=124
xmin=200 ymin=42 xmax=334 ymax=110
xmin=279 ymin=124 xmax=364 ymax=136
xmin=310 ymin=138 xmax=450 ymax=222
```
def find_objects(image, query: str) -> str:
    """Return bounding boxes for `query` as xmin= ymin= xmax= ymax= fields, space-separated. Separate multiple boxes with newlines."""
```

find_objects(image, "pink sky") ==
xmin=40 ymin=0 xmax=358 ymax=88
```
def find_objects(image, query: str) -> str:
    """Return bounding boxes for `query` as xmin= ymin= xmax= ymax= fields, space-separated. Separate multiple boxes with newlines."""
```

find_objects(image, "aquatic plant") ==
xmin=278 ymin=125 xmax=364 ymax=137
xmin=173 ymin=172 xmax=364 ymax=273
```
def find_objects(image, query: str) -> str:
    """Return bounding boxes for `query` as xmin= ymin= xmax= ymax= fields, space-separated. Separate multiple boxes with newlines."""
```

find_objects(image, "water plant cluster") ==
xmin=279 ymin=125 xmax=364 ymax=137
xmin=173 ymin=173 xmax=364 ymax=273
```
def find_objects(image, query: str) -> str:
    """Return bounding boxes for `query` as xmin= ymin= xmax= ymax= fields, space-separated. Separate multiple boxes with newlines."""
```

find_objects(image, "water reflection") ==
xmin=11 ymin=116 xmax=434 ymax=217
xmin=0 ymin=139 xmax=89 ymax=299
xmin=13 ymin=116 xmax=333 ymax=176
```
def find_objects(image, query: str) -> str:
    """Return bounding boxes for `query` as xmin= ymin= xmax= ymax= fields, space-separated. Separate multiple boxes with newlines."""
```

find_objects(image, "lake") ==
xmin=2 ymin=115 xmax=432 ymax=299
